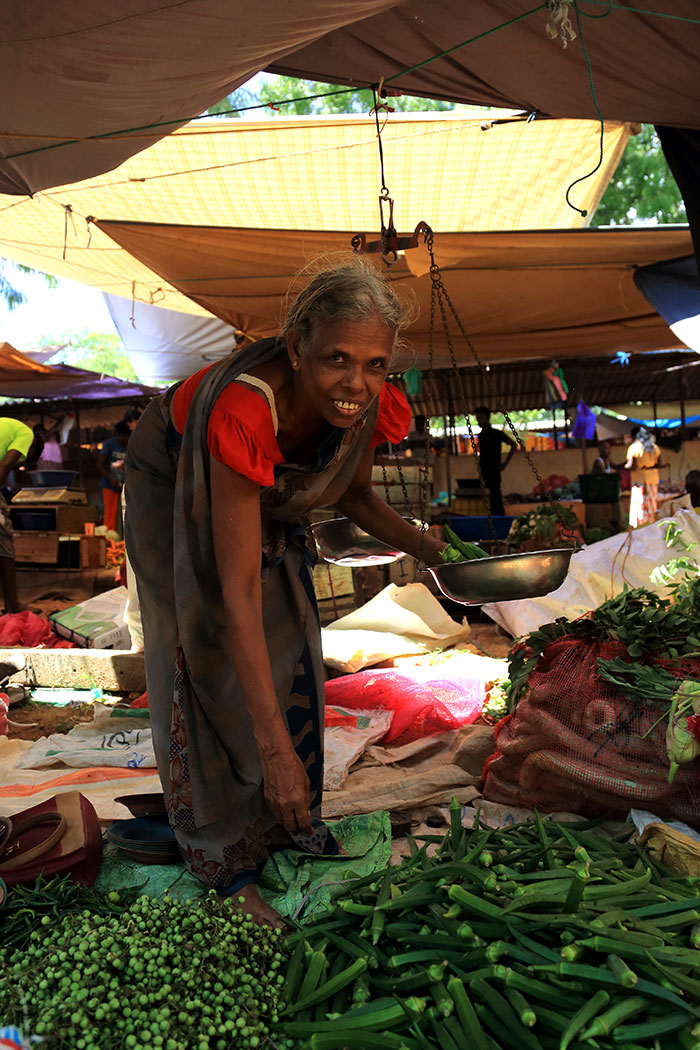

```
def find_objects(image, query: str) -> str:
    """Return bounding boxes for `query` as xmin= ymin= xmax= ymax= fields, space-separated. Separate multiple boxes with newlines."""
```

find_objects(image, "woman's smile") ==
xmin=330 ymin=397 xmax=364 ymax=417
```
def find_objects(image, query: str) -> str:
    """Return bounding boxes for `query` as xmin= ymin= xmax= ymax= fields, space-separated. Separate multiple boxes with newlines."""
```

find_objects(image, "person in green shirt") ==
xmin=0 ymin=417 xmax=41 ymax=612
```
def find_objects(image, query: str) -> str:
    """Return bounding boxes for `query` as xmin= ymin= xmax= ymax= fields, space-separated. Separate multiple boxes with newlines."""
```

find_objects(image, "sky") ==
xmin=0 ymin=73 xmax=272 ymax=353
xmin=0 ymin=267 xmax=117 ymax=350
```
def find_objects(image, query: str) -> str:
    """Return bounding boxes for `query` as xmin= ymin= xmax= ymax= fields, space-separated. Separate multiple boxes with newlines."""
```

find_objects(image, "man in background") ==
xmin=97 ymin=421 xmax=130 ymax=533
xmin=474 ymin=406 xmax=516 ymax=516
xmin=0 ymin=417 xmax=41 ymax=612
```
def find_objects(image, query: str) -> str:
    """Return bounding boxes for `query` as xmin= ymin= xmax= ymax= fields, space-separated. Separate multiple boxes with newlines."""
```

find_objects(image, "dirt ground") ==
xmin=7 ymin=700 xmax=99 ymax=741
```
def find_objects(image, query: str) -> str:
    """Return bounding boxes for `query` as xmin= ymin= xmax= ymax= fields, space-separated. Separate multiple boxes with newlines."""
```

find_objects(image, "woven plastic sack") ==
xmin=483 ymin=635 xmax=700 ymax=824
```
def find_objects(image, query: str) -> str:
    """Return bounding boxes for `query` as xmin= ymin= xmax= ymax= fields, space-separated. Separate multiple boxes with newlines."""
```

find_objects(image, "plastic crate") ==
xmin=578 ymin=473 xmax=620 ymax=504
xmin=10 ymin=508 xmax=55 ymax=530
xmin=446 ymin=515 xmax=515 ymax=541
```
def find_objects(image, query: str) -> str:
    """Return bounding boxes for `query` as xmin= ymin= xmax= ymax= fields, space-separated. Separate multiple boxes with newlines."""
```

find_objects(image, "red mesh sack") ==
xmin=483 ymin=635 xmax=700 ymax=824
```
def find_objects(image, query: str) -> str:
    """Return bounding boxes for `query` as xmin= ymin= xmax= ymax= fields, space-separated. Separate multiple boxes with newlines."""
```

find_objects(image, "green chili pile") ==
xmin=277 ymin=807 xmax=700 ymax=1050
xmin=0 ymin=873 xmax=143 ymax=953
xmin=0 ymin=891 xmax=287 ymax=1050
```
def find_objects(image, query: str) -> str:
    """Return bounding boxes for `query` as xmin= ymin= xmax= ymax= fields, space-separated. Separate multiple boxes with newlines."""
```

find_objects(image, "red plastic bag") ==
xmin=325 ymin=666 xmax=485 ymax=745
xmin=0 ymin=611 xmax=74 ymax=649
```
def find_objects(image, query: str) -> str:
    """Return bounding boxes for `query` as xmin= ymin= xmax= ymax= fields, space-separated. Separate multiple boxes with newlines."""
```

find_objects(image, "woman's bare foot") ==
xmin=221 ymin=884 xmax=287 ymax=930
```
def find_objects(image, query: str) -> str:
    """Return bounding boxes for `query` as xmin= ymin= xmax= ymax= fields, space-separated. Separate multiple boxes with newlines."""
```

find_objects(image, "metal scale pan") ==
xmin=426 ymin=547 xmax=576 ymax=606
xmin=310 ymin=516 xmax=421 ymax=567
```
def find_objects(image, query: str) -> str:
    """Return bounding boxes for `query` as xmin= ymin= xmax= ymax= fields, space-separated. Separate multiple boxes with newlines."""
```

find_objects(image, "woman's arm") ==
xmin=336 ymin=444 xmax=445 ymax=564
xmin=210 ymin=457 xmax=312 ymax=835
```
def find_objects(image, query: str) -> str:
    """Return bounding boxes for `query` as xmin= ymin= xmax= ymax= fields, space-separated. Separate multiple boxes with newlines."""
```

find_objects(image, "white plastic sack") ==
xmin=483 ymin=510 xmax=700 ymax=638
xmin=323 ymin=708 xmax=393 ymax=791
xmin=322 ymin=583 xmax=470 ymax=672
xmin=16 ymin=703 xmax=155 ymax=770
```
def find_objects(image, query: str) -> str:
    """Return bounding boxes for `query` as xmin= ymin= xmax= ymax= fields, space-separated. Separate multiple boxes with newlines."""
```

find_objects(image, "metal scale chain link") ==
xmin=420 ymin=224 xmax=579 ymax=548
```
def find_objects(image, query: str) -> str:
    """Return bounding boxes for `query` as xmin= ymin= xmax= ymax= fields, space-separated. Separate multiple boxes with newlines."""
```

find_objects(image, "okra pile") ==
xmin=0 ymin=891 xmax=287 ymax=1050
xmin=278 ymin=807 xmax=700 ymax=1050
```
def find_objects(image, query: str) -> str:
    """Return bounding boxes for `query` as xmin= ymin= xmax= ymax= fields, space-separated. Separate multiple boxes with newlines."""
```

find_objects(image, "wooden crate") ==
xmin=11 ymin=503 xmax=97 ymax=533
xmin=14 ymin=531 xmax=59 ymax=564
xmin=80 ymin=535 xmax=107 ymax=569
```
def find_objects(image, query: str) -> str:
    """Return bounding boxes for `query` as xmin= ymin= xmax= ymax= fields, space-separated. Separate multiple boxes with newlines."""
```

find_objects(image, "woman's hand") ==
xmin=261 ymin=742 xmax=312 ymax=835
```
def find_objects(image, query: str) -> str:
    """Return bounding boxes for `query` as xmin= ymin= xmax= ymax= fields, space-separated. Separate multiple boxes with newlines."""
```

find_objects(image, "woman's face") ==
xmin=289 ymin=315 xmax=394 ymax=427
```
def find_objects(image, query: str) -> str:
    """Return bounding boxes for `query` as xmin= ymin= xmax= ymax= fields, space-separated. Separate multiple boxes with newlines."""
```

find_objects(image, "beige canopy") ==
xmin=1 ymin=0 xmax=698 ymax=194
xmin=0 ymin=114 xmax=631 ymax=315
xmin=94 ymin=222 xmax=693 ymax=364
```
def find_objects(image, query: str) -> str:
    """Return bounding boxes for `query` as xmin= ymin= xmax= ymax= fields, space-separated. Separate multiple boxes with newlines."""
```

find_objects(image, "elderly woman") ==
xmin=125 ymin=260 xmax=443 ymax=925
xmin=625 ymin=425 xmax=662 ymax=528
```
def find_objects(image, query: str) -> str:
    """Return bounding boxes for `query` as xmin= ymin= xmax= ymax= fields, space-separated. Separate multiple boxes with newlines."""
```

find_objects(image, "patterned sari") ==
xmin=125 ymin=337 xmax=379 ymax=892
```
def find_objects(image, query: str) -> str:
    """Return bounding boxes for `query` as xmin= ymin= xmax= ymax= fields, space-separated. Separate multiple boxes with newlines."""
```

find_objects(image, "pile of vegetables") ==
xmin=439 ymin=525 xmax=488 ymax=563
xmin=277 ymin=808 xmax=700 ymax=1050
xmin=0 ymin=873 xmax=143 ymax=952
xmin=508 ymin=504 xmax=581 ymax=550
xmin=0 ymin=890 xmax=286 ymax=1050
xmin=506 ymin=580 xmax=700 ymax=782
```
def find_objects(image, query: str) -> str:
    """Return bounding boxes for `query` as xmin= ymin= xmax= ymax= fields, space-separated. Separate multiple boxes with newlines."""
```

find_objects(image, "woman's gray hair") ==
xmin=281 ymin=255 xmax=414 ymax=355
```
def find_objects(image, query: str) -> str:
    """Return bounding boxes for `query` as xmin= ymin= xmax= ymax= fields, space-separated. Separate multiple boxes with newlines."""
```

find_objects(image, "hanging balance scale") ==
xmin=311 ymin=93 xmax=579 ymax=600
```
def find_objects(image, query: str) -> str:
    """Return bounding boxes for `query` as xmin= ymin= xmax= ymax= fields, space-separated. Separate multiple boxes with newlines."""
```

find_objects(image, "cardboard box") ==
xmin=50 ymin=587 xmax=131 ymax=649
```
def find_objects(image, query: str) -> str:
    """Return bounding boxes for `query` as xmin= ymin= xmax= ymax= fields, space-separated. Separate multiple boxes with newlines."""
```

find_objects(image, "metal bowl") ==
xmin=311 ymin=517 xmax=421 ymax=567
xmin=426 ymin=548 xmax=576 ymax=605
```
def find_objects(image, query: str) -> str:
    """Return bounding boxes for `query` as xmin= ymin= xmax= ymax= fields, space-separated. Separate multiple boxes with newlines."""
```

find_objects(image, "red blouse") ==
xmin=171 ymin=365 xmax=411 ymax=487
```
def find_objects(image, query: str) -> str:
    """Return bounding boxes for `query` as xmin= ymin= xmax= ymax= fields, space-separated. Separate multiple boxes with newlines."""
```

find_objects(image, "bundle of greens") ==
xmin=439 ymin=525 xmax=488 ymax=563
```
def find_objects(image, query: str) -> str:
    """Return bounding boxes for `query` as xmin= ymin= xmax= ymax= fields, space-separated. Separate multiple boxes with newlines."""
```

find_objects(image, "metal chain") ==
xmin=392 ymin=448 xmax=413 ymax=517
xmin=421 ymin=225 xmax=578 ymax=547
xmin=423 ymin=227 xmax=498 ymax=542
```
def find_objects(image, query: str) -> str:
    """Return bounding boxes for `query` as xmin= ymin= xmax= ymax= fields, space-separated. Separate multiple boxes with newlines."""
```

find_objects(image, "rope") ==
xmin=579 ymin=0 xmax=700 ymax=23
xmin=563 ymin=3 xmax=606 ymax=217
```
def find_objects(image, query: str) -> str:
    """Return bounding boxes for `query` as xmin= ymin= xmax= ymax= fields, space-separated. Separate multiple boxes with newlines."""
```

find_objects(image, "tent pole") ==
xmin=74 ymin=400 xmax=84 ymax=488
xmin=678 ymin=370 xmax=686 ymax=442
xmin=445 ymin=383 xmax=456 ymax=503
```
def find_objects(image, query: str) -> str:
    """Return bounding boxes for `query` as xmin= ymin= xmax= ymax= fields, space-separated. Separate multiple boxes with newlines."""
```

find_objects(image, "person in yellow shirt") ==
xmin=0 ymin=417 xmax=41 ymax=612
xmin=625 ymin=425 xmax=662 ymax=528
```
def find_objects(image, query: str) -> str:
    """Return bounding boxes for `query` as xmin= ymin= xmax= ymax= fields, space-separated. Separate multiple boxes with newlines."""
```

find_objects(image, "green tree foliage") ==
xmin=41 ymin=330 xmax=137 ymax=381
xmin=0 ymin=261 xmax=57 ymax=310
xmin=209 ymin=75 xmax=458 ymax=118
xmin=591 ymin=125 xmax=686 ymax=226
